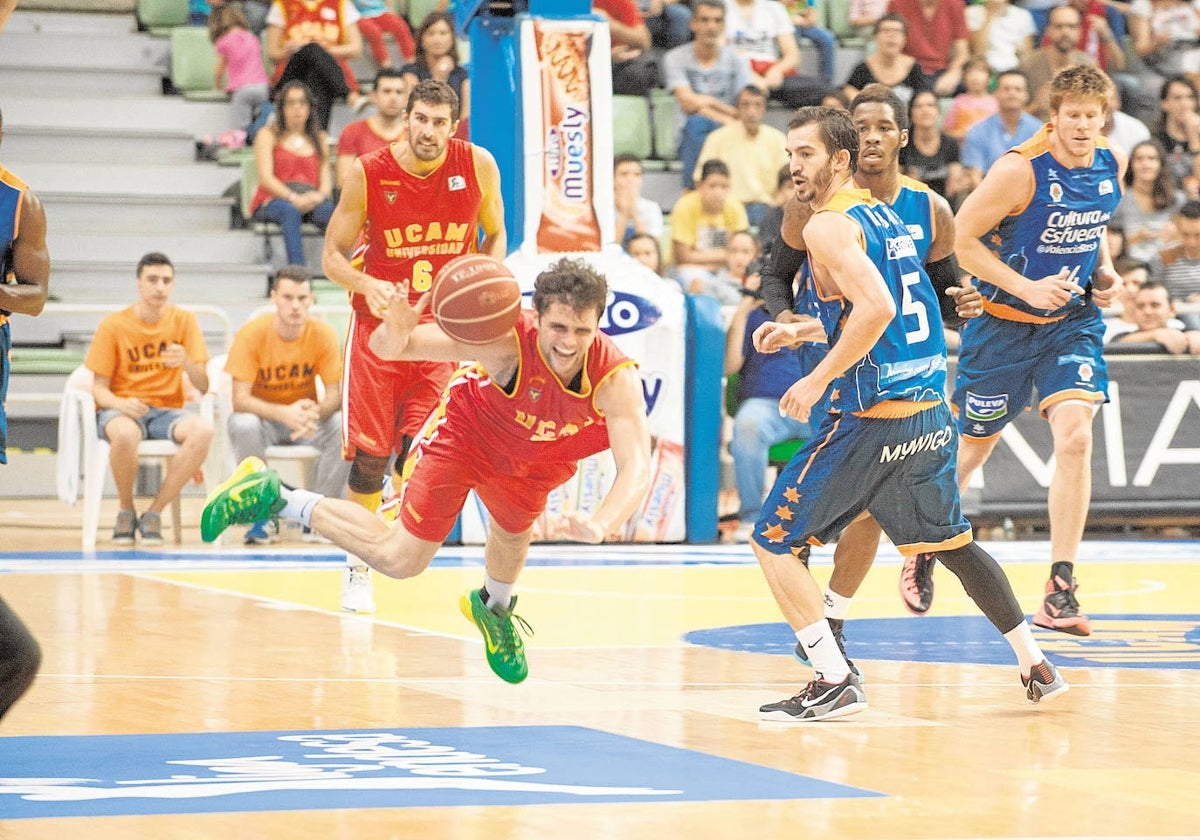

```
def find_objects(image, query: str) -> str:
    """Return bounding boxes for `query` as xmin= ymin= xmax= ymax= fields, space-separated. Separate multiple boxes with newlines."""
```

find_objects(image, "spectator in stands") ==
xmin=724 ymin=0 xmax=831 ymax=109
xmin=639 ymin=0 xmax=692 ymax=50
xmin=755 ymin=164 xmax=795 ymax=258
xmin=901 ymin=88 xmax=968 ymax=204
xmin=189 ymin=0 xmax=210 ymax=26
xmin=1104 ymin=84 xmax=1153 ymax=155
xmin=1154 ymin=75 xmax=1200 ymax=198
xmin=85 ymin=253 xmax=213 ymax=546
xmin=266 ymin=0 xmax=368 ymax=131
xmin=595 ymin=0 xmax=659 ymax=97
xmin=401 ymin=12 xmax=470 ymax=139
xmin=210 ymin=3 xmax=270 ymax=133
xmin=352 ymin=0 xmax=415 ymax=68
xmin=966 ymin=0 xmax=1035 ymax=72
xmin=888 ymin=0 xmax=971 ymax=96
xmin=335 ymin=68 xmax=407 ymax=188
xmin=942 ymin=57 xmax=999 ymax=140
xmin=1114 ymin=139 xmax=1183 ymax=262
xmin=669 ymin=159 xmax=749 ymax=292
xmin=822 ymin=88 xmax=851 ymax=110
xmin=1151 ymin=199 xmax=1200 ymax=326
xmin=242 ymin=0 xmax=270 ymax=34
xmin=1108 ymin=280 xmax=1200 ymax=352
xmin=1102 ymin=257 xmax=1160 ymax=341
xmin=1065 ymin=0 xmax=1128 ymax=74
xmin=626 ymin=232 xmax=665 ymax=276
xmin=1020 ymin=3 xmax=1095 ymax=120
xmin=723 ymin=269 xmax=817 ymax=543
xmin=663 ymin=0 xmax=753 ymax=190
xmin=961 ymin=68 xmax=1040 ymax=190
xmin=692 ymin=228 xmax=760 ymax=304
xmin=1128 ymin=0 xmax=1200 ymax=83
xmin=695 ymin=85 xmax=787 ymax=226
xmin=786 ymin=0 xmax=838 ymax=86
xmin=224 ymin=265 xmax=350 ymax=544
xmin=250 ymin=81 xmax=335 ymax=269
xmin=849 ymin=0 xmax=889 ymax=33
xmin=613 ymin=153 xmax=665 ymax=250
xmin=842 ymin=13 xmax=930 ymax=105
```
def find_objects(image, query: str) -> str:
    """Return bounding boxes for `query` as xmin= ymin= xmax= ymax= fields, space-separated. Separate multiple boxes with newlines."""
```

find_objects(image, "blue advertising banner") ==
xmin=0 ymin=726 xmax=881 ymax=819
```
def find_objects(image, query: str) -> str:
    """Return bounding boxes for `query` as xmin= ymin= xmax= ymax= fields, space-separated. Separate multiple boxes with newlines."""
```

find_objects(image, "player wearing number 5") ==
xmin=322 ymin=79 xmax=506 ymax=612
xmin=952 ymin=65 xmax=1126 ymax=636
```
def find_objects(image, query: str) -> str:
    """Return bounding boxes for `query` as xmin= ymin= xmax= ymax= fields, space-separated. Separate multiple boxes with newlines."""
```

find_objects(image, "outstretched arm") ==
xmin=554 ymin=365 xmax=652 ymax=543
xmin=369 ymin=281 xmax=518 ymax=370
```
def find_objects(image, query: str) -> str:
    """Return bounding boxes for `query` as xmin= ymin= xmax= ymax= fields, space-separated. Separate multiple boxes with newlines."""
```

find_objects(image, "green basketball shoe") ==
xmin=201 ymin=457 xmax=285 ymax=543
xmin=459 ymin=589 xmax=533 ymax=684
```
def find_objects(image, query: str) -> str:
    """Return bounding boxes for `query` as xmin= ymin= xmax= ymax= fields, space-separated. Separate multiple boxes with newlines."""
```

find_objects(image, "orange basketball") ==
xmin=431 ymin=254 xmax=521 ymax=345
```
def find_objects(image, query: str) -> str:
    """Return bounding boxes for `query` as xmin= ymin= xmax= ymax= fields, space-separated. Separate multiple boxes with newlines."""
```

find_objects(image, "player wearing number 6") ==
xmin=322 ymin=79 xmax=506 ymax=612
xmin=749 ymin=106 xmax=1065 ymax=722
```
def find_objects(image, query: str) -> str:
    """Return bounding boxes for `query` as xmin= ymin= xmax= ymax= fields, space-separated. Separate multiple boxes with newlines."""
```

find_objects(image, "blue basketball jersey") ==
xmin=810 ymin=186 xmax=948 ymax=414
xmin=890 ymin=175 xmax=937 ymax=264
xmin=977 ymin=124 xmax=1120 ymax=321
xmin=0 ymin=165 xmax=28 ymax=320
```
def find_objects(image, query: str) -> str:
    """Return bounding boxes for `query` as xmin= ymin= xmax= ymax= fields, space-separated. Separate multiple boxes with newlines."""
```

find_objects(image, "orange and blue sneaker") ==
xmin=459 ymin=589 xmax=533 ymax=684
xmin=201 ymin=457 xmax=285 ymax=543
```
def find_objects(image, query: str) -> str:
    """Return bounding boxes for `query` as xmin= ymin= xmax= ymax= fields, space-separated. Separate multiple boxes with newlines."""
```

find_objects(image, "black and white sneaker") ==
xmin=1022 ymin=659 xmax=1069 ymax=704
xmin=759 ymin=673 xmax=868 ymax=722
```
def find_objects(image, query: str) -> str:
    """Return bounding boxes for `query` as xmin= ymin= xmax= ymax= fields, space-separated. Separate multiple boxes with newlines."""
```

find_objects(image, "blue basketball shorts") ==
xmin=953 ymin=307 xmax=1108 ymax=440
xmin=751 ymin=401 xmax=972 ymax=557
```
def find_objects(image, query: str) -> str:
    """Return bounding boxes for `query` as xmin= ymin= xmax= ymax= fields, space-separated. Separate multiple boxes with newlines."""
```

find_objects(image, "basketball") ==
xmin=431 ymin=254 xmax=522 ymax=345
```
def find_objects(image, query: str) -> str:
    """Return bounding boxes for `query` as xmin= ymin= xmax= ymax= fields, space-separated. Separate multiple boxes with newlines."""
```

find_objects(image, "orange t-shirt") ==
xmin=224 ymin=313 xmax=342 ymax=405
xmin=85 ymin=305 xmax=209 ymax=408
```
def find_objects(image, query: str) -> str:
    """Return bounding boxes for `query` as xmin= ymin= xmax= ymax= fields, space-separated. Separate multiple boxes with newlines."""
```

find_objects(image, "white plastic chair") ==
xmin=208 ymin=354 xmax=322 ymax=490
xmin=59 ymin=366 xmax=214 ymax=550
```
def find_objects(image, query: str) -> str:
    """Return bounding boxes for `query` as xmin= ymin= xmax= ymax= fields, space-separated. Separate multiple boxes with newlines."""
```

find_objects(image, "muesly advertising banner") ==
xmin=459 ymin=249 xmax=688 ymax=544
xmin=967 ymin=356 xmax=1200 ymax=515
xmin=519 ymin=17 xmax=615 ymax=253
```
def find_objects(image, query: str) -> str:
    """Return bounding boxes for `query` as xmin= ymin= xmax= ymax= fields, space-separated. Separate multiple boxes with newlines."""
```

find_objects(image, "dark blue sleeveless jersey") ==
xmin=977 ymin=124 xmax=1120 ymax=321
xmin=891 ymin=174 xmax=937 ymax=264
xmin=810 ymin=186 xmax=948 ymax=414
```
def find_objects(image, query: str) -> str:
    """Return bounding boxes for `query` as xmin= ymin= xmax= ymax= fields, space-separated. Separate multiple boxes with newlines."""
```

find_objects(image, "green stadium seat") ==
xmin=171 ymin=25 xmax=229 ymax=101
xmin=8 ymin=348 xmax=86 ymax=376
xmin=613 ymin=95 xmax=653 ymax=161
xmin=648 ymin=88 xmax=677 ymax=162
xmin=825 ymin=0 xmax=869 ymax=47
xmin=406 ymin=0 xmax=442 ymax=27
xmin=725 ymin=373 xmax=805 ymax=469
xmin=137 ymin=0 xmax=188 ymax=31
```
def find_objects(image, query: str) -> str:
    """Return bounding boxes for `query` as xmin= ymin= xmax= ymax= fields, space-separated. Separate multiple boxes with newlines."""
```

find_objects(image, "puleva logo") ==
xmin=0 ymin=727 xmax=879 ymax=819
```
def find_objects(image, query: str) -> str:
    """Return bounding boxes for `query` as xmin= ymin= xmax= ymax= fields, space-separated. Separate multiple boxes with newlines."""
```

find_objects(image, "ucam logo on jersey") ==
xmin=0 ymin=726 xmax=879 ymax=819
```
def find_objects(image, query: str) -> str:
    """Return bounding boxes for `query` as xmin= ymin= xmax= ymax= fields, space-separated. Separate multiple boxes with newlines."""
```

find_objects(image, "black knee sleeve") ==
xmin=348 ymin=451 xmax=390 ymax=495
xmin=0 ymin=600 xmax=41 ymax=720
xmin=934 ymin=542 xmax=1025 ymax=634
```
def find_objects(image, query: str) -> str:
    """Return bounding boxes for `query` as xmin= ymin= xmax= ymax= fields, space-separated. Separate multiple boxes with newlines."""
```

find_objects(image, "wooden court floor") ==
xmin=1 ymin=500 xmax=1198 ymax=839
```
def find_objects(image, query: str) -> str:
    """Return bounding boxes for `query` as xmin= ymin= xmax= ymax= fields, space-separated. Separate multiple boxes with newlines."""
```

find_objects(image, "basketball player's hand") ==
xmin=778 ymin=374 xmax=824 ymax=424
xmin=1091 ymin=266 xmax=1122 ymax=308
xmin=753 ymin=315 xmax=826 ymax=352
xmin=946 ymin=277 xmax=983 ymax=320
xmin=364 ymin=278 xmax=397 ymax=319
xmin=553 ymin=510 xmax=606 ymax=544
xmin=1020 ymin=268 xmax=1084 ymax=310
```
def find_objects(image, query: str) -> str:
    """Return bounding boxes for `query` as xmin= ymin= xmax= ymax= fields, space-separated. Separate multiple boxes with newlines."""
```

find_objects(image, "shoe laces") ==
xmin=1048 ymin=575 xmax=1082 ymax=611
xmin=489 ymin=600 xmax=534 ymax=656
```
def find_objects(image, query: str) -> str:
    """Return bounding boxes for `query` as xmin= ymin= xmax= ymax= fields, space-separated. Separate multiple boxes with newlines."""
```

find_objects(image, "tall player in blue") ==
xmin=953 ymin=65 xmax=1124 ymax=637
xmin=750 ymin=106 xmax=1065 ymax=722
xmin=0 ymin=103 xmax=50 ymax=721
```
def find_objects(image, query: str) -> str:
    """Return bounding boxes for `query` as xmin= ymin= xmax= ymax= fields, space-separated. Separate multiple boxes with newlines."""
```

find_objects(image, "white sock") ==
xmin=346 ymin=552 xmax=369 ymax=573
xmin=795 ymin=619 xmax=849 ymax=682
xmin=483 ymin=573 xmax=514 ymax=611
xmin=1003 ymin=621 xmax=1043 ymax=674
xmin=279 ymin=487 xmax=322 ymax=527
xmin=824 ymin=588 xmax=853 ymax=620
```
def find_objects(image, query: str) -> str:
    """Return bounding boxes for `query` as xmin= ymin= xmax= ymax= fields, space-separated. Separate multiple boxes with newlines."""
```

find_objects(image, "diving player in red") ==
xmin=200 ymin=258 xmax=653 ymax=684
xmin=322 ymin=78 xmax=506 ymax=612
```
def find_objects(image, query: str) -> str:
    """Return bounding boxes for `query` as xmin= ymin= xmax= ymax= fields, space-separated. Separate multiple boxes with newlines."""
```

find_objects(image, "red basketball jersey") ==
xmin=421 ymin=310 xmax=636 ymax=466
xmin=357 ymin=138 xmax=484 ymax=316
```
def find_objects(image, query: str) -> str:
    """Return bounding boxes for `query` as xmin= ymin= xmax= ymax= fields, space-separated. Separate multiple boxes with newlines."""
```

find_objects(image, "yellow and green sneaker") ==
xmin=459 ymin=589 xmax=533 ymax=684
xmin=201 ymin=457 xmax=285 ymax=543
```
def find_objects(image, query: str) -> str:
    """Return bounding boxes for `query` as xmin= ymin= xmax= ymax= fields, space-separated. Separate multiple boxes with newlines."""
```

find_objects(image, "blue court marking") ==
xmin=685 ymin=615 xmax=1200 ymax=670
xmin=0 ymin=726 xmax=881 ymax=819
